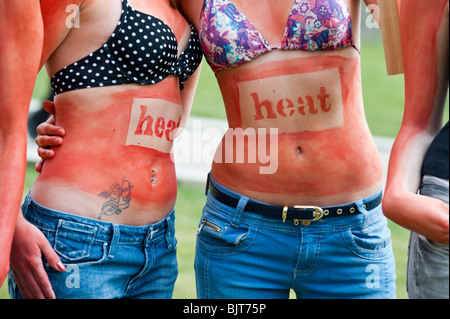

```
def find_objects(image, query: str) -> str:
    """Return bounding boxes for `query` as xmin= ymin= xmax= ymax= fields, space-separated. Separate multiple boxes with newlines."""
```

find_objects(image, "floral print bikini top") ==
xmin=199 ymin=0 xmax=359 ymax=72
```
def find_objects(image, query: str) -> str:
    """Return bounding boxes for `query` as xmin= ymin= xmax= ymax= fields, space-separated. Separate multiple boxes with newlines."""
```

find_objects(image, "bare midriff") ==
xmin=31 ymin=76 xmax=182 ymax=226
xmin=211 ymin=48 xmax=383 ymax=207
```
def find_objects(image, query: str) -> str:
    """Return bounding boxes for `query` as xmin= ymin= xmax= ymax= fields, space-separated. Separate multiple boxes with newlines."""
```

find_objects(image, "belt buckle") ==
xmin=282 ymin=206 xmax=324 ymax=226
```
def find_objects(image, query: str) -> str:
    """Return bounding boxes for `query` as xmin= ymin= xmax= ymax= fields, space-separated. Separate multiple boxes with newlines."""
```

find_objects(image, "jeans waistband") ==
xmin=205 ymin=174 xmax=384 ymax=230
xmin=22 ymin=193 xmax=175 ymax=246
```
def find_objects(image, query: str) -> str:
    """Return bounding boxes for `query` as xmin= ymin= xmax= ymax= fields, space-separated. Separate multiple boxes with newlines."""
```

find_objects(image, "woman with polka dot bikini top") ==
xmin=9 ymin=0 xmax=202 ymax=299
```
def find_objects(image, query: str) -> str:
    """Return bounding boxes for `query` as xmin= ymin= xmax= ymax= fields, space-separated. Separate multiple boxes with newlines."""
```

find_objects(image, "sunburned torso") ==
xmin=31 ymin=0 xmax=196 ymax=225
xmin=184 ymin=0 xmax=383 ymax=207
xmin=32 ymin=82 xmax=182 ymax=225
xmin=212 ymin=49 xmax=383 ymax=207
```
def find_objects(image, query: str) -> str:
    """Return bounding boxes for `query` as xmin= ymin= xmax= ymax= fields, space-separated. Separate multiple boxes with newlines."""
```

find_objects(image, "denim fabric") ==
xmin=194 ymin=175 xmax=396 ymax=299
xmin=407 ymin=175 xmax=449 ymax=299
xmin=9 ymin=194 xmax=178 ymax=299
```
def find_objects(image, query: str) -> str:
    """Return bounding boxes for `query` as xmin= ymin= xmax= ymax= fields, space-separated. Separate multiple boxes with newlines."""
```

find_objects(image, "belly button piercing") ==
xmin=151 ymin=169 xmax=158 ymax=185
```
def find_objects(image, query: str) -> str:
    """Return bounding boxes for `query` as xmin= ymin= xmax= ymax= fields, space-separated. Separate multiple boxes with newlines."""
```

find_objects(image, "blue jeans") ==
xmin=195 ymin=175 xmax=396 ymax=299
xmin=407 ymin=175 xmax=449 ymax=299
xmin=9 ymin=194 xmax=178 ymax=299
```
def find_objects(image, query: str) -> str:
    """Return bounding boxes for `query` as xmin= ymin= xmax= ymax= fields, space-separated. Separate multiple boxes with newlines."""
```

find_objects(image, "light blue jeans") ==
xmin=194 ymin=175 xmax=396 ymax=299
xmin=407 ymin=175 xmax=449 ymax=299
xmin=9 ymin=194 xmax=178 ymax=299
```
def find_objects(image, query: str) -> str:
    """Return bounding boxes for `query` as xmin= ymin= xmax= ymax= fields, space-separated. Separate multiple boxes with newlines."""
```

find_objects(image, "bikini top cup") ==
xmin=199 ymin=0 xmax=359 ymax=72
xmin=51 ymin=0 xmax=203 ymax=94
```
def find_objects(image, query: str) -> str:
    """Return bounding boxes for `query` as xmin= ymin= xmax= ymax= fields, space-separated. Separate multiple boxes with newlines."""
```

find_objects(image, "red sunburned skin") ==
xmin=386 ymin=0 xmax=449 ymax=193
xmin=0 ymin=0 xmax=43 ymax=282
xmin=32 ymin=81 xmax=183 ymax=225
xmin=40 ymin=0 xmax=86 ymax=69
xmin=382 ymin=0 xmax=449 ymax=244
xmin=211 ymin=52 xmax=383 ymax=207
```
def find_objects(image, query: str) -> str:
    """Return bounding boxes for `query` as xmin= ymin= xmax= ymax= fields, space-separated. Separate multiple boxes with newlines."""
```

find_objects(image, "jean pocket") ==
xmin=54 ymin=220 xmax=106 ymax=264
xmin=342 ymin=217 xmax=392 ymax=260
xmin=196 ymin=212 xmax=257 ymax=256
xmin=418 ymin=234 xmax=450 ymax=252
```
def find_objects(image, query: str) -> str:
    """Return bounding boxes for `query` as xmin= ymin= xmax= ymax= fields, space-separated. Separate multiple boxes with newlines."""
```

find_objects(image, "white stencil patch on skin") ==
xmin=237 ymin=68 xmax=344 ymax=133
xmin=126 ymin=98 xmax=182 ymax=153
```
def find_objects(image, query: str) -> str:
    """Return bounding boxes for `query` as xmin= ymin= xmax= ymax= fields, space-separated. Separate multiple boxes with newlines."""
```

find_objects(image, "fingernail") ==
xmin=56 ymin=262 xmax=66 ymax=272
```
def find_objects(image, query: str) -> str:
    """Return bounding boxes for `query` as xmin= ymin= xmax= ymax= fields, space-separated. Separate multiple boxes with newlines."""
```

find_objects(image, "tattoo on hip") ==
xmin=98 ymin=177 xmax=134 ymax=220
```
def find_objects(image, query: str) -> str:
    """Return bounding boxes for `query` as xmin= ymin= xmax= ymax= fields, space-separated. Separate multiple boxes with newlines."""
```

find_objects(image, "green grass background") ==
xmin=0 ymin=26 xmax=448 ymax=300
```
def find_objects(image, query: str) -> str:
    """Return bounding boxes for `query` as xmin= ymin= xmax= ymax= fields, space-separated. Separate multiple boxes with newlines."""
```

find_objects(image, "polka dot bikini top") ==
xmin=51 ymin=0 xmax=203 ymax=95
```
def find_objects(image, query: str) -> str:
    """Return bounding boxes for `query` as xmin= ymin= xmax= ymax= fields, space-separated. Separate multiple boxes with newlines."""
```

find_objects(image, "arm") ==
xmin=0 ymin=0 xmax=43 ymax=284
xmin=9 ymin=0 xmax=84 ymax=298
xmin=383 ymin=0 xmax=449 ymax=243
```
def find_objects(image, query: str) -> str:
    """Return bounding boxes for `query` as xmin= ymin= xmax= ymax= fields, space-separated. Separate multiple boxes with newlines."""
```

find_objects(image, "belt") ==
xmin=207 ymin=177 xmax=382 ymax=226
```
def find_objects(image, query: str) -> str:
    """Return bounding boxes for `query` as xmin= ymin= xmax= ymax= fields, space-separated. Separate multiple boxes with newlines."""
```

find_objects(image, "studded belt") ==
xmin=207 ymin=176 xmax=382 ymax=226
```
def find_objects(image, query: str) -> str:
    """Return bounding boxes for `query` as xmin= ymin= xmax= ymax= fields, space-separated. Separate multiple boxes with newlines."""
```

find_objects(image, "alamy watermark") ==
xmin=65 ymin=4 xmax=80 ymax=29
xmin=173 ymin=120 xmax=279 ymax=175
xmin=365 ymin=4 xmax=381 ymax=29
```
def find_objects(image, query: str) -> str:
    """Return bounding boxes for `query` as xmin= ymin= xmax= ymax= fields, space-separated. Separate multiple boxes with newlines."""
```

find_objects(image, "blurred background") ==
xmin=1 ymin=7 xmax=448 ymax=299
